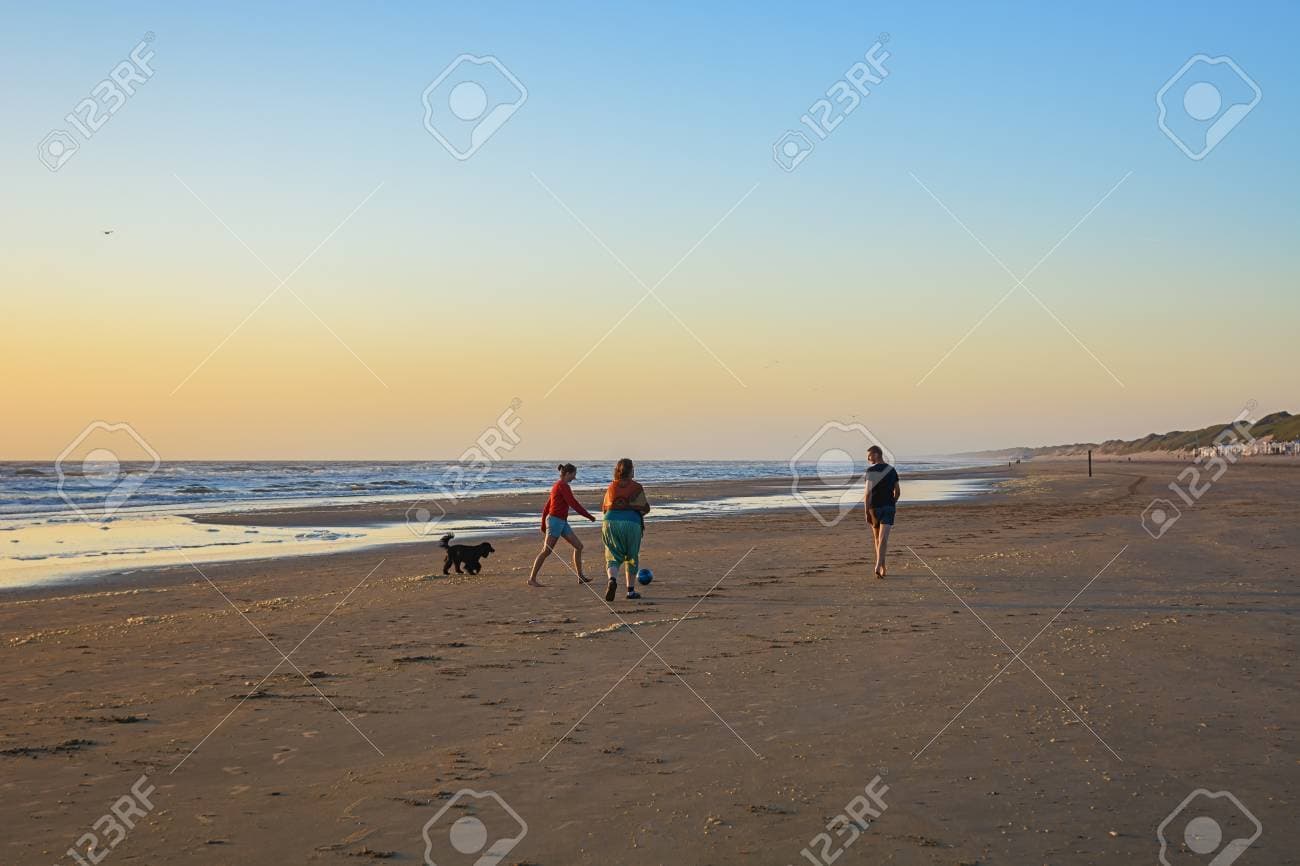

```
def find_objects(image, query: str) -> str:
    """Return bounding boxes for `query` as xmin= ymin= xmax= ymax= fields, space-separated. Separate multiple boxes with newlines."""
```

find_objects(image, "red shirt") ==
xmin=541 ymin=480 xmax=593 ymax=529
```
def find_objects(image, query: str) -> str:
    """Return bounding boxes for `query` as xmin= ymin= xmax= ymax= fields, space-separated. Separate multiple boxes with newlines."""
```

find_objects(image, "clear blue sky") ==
xmin=2 ymin=1 xmax=1296 ymax=458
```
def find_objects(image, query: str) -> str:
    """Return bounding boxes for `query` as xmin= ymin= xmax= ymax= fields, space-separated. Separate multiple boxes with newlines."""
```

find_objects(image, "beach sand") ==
xmin=2 ymin=461 xmax=1295 ymax=864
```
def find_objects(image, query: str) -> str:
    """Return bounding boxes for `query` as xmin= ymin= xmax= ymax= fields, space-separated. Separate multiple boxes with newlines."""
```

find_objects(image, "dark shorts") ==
xmin=866 ymin=505 xmax=896 ymax=527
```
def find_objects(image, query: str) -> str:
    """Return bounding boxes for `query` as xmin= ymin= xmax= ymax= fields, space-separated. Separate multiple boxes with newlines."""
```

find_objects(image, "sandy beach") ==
xmin=11 ymin=3 xmax=1297 ymax=863
xmin=2 ymin=460 xmax=1295 ymax=865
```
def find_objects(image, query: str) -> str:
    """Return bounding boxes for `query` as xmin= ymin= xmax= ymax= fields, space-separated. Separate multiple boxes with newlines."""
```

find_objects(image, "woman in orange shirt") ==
xmin=600 ymin=458 xmax=651 ymax=601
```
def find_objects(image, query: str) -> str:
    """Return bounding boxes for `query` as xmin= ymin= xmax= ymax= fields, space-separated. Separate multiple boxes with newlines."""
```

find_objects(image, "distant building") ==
xmin=1193 ymin=435 xmax=1300 ymax=459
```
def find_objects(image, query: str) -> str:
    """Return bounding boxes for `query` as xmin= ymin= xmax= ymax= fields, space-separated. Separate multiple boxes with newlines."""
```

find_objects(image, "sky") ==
xmin=2 ymin=1 xmax=1297 ymax=460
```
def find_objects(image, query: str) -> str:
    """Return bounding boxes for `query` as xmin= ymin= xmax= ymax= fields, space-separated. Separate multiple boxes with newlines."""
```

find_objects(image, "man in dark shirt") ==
xmin=864 ymin=445 xmax=900 ymax=578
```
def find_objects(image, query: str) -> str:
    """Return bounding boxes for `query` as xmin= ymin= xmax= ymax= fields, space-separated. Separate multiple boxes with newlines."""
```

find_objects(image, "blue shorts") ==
xmin=866 ymin=505 xmax=896 ymax=527
xmin=546 ymin=516 xmax=576 ymax=539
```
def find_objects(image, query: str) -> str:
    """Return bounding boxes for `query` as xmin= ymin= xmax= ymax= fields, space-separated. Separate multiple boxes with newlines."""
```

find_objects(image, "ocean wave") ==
xmin=0 ymin=458 xmax=992 ymax=523
xmin=346 ymin=480 xmax=414 ymax=491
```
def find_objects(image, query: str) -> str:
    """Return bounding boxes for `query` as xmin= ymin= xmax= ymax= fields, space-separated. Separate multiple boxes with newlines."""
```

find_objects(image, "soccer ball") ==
xmin=636 ymin=568 xmax=653 ymax=586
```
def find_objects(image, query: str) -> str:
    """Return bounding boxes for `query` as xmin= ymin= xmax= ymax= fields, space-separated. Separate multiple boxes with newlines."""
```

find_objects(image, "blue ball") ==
xmin=636 ymin=568 xmax=654 ymax=585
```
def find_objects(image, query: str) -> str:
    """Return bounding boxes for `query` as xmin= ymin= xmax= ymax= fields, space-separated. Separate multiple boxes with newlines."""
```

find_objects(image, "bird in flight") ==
xmin=102 ymin=230 xmax=114 ymax=235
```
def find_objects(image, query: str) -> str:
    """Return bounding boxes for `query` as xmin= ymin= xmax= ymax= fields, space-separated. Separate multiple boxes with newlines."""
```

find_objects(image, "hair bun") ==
xmin=556 ymin=463 xmax=564 ymax=472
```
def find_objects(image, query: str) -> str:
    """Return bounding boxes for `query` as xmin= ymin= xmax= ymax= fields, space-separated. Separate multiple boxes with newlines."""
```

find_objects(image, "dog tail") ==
xmin=439 ymin=533 xmax=454 ymax=548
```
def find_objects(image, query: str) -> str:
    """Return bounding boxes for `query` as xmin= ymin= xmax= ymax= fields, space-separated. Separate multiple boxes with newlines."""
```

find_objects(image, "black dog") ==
xmin=440 ymin=533 xmax=495 ymax=575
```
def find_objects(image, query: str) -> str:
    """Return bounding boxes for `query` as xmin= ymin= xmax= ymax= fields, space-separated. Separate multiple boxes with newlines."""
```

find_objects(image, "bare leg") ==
xmin=604 ymin=561 xmax=620 ymax=602
xmin=528 ymin=535 xmax=558 ymax=587
xmin=876 ymin=524 xmax=892 ymax=578
xmin=870 ymin=520 xmax=882 ymax=576
xmin=563 ymin=533 xmax=588 ymax=582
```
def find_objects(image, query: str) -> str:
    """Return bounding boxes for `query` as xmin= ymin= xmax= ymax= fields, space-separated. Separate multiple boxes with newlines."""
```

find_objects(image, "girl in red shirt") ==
xmin=527 ymin=463 xmax=596 ymax=587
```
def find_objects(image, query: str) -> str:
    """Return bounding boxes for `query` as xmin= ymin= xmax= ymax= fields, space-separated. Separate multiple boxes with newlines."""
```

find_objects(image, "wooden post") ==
xmin=1088 ymin=449 xmax=1092 ymax=477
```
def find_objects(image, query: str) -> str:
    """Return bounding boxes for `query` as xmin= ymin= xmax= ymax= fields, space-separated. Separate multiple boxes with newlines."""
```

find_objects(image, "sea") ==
xmin=0 ymin=459 xmax=998 ymax=591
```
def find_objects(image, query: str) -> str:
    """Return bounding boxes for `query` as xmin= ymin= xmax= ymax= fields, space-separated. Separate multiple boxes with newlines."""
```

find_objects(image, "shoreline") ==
xmin=5 ymin=450 xmax=1287 ymax=601
xmin=186 ymin=462 xmax=1005 ymax=527
xmin=0 ymin=465 xmax=1009 ymax=601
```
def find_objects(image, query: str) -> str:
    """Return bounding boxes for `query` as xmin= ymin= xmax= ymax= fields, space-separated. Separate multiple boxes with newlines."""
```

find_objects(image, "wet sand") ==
xmin=1 ymin=460 xmax=1295 ymax=864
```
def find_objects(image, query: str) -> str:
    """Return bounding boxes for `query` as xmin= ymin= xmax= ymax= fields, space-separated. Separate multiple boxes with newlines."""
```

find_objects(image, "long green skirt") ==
xmin=601 ymin=518 xmax=643 ymax=572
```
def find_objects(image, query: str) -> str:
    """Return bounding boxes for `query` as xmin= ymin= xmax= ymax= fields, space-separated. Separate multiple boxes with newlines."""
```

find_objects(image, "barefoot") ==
xmin=527 ymin=579 xmax=546 ymax=588
xmin=873 ymin=564 xmax=885 ymax=579
xmin=577 ymin=575 xmax=592 ymax=584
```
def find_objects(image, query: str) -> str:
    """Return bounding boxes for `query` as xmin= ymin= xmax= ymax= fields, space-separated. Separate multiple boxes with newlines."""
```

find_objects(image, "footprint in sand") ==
xmin=273 ymin=747 xmax=297 ymax=765
xmin=229 ymin=785 xmax=251 ymax=796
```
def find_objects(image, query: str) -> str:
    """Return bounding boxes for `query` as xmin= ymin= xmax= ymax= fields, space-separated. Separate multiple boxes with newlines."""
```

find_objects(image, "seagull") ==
xmin=102 ymin=230 xmax=114 ymax=235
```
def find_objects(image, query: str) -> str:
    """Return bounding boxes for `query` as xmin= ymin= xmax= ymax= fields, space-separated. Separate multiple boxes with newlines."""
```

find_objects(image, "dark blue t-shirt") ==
xmin=865 ymin=463 xmax=899 ymax=508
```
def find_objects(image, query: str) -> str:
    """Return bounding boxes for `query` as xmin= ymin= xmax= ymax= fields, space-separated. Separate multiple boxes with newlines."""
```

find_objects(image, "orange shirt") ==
xmin=602 ymin=480 xmax=648 ymax=514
